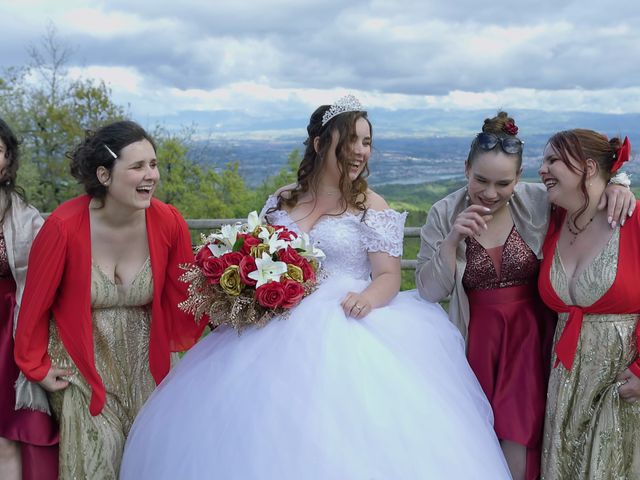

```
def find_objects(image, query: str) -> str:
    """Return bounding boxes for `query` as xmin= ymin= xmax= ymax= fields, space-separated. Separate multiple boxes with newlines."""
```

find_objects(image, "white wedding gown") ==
xmin=120 ymin=198 xmax=511 ymax=479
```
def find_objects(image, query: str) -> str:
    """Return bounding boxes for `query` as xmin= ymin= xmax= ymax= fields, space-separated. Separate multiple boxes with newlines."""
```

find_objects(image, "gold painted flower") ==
xmin=220 ymin=265 xmax=243 ymax=296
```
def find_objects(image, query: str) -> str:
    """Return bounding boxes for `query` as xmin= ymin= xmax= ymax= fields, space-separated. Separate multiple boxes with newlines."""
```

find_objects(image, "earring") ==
xmin=507 ymin=192 xmax=514 ymax=206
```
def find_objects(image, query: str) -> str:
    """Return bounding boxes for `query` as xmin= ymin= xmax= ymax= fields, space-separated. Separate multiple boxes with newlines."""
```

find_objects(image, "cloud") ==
xmin=1 ymin=0 xmax=640 ymax=118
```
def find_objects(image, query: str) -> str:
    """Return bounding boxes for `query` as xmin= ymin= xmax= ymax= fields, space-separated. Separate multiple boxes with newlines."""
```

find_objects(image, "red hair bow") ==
xmin=611 ymin=136 xmax=631 ymax=173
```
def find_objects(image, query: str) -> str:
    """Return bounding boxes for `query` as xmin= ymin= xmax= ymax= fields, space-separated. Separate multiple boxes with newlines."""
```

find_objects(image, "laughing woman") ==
xmin=538 ymin=130 xmax=640 ymax=479
xmin=14 ymin=121 xmax=205 ymax=479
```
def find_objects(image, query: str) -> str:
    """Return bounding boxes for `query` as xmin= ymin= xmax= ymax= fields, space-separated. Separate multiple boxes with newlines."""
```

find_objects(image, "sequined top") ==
xmin=550 ymin=228 xmax=619 ymax=308
xmin=0 ymin=233 xmax=11 ymax=278
xmin=462 ymin=227 xmax=539 ymax=291
xmin=49 ymin=257 xmax=155 ymax=413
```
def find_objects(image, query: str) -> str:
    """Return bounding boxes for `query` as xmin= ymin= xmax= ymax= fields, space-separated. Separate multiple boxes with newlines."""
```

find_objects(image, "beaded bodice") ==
xmin=462 ymin=227 xmax=539 ymax=291
xmin=261 ymin=196 xmax=407 ymax=280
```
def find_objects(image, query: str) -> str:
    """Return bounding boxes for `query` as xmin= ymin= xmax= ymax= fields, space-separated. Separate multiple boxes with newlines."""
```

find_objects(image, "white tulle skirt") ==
xmin=120 ymin=277 xmax=511 ymax=479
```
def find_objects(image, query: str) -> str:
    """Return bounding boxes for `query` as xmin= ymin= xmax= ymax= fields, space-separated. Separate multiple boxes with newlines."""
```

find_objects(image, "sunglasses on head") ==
xmin=476 ymin=132 xmax=524 ymax=155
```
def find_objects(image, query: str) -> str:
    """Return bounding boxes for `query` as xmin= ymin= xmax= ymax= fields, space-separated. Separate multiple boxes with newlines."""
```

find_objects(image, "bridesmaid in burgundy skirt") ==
xmin=0 ymin=117 xmax=58 ymax=480
xmin=463 ymin=227 xmax=555 ymax=480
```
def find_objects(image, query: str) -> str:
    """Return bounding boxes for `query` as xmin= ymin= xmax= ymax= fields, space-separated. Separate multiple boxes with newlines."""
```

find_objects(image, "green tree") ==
xmin=0 ymin=24 xmax=124 ymax=210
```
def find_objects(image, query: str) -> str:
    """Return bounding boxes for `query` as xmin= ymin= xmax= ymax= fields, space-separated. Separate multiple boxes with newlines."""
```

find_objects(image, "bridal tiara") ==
xmin=321 ymin=94 xmax=364 ymax=126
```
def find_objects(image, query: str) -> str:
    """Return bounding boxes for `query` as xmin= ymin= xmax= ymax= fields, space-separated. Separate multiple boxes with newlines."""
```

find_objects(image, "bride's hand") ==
xmin=341 ymin=292 xmax=373 ymax=319
xmin=38 ymin=366 xmax=72 ymax=392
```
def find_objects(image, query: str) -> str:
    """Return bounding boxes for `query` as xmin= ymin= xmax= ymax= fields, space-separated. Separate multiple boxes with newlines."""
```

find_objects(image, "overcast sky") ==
xmin=2 ymin=0 xmax=640 ymax=125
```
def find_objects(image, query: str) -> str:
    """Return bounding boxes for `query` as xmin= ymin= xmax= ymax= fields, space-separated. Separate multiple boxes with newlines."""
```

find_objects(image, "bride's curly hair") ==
xmin=271 ymin=105 xmax=371 ymax=215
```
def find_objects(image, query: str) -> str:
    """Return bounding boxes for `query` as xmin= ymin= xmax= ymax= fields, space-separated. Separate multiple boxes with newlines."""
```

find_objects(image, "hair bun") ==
xmin=482 ymin=111 xmax=517 ymax=136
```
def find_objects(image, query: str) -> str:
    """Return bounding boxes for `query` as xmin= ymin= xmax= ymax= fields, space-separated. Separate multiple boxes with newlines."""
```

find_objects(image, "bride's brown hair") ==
xmin=271 ymin=105 xmax=371 ymax=215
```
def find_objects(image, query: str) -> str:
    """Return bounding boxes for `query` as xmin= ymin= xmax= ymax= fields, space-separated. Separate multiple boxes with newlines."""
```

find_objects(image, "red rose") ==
xmin=238 ymin=234 xmax=261 ymax=255
xmin=255 ymin=281 xmax=285 ymax=309
xmin=239 ymin=255 xmax=257 ymax=286
xmin=277 ymin=228 xmax=298 ymax=241
xmin=221 ymin=251 xmax=244 ymax=268
xmin=299 ymin=259 xmax=316 ymax=282
xmin=281 ymin=279 xmax=305 ymax=308
xmin=202 ymin=256 xmax=226 ymax=284
xmin=278 ymin=246 xmax=304 ymax=266
xmin=195 ymin=244 xmax=213 ymax=267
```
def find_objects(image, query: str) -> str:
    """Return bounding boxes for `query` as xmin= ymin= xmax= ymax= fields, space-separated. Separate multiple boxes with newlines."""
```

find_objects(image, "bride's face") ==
xmin=324 ymin=117 xmax=371 ymax=184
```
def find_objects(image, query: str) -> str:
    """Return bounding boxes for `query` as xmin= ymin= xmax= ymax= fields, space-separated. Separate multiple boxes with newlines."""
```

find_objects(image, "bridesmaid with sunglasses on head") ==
xmin=415 ymin=111 xmax=635 ymax=480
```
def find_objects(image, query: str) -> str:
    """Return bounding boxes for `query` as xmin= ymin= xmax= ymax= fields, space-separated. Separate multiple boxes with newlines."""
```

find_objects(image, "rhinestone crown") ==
xmin=321 ymin=94 xmax=364 ymax=126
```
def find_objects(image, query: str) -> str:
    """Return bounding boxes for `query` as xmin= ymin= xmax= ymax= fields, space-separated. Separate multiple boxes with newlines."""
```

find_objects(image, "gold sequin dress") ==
xmin=542 ymin=228 xmax=640 ymax=479
xmin=48 ymin=258 xmax=155 ymax=480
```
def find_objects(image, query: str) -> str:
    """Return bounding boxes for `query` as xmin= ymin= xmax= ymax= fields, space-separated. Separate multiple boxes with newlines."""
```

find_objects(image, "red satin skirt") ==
xmin=467 ymin=283 xmax=556 ymax=480
xmin=0 ymin=277 xmax=59 ymax=479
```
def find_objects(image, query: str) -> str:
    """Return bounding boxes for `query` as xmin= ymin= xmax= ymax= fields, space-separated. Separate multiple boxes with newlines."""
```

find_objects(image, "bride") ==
xmin=120 ymin=96 xmax=511 ymax=479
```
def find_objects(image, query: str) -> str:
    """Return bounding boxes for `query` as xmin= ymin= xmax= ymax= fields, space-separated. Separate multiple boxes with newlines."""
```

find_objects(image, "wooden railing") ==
xmin=186 ymin=219 xmax=420 ymax=270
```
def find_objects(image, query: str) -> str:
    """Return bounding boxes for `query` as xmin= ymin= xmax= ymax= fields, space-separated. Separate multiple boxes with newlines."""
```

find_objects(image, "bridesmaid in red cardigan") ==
xmin=538 ymin=130 xmax=640 ymax=479
xmin=14 ymin=121 xmax=206 ymax=478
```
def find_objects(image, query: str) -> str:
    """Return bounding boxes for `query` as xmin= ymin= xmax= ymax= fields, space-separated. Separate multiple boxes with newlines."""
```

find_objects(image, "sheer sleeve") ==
xmin=362 ymin=209 xmax=407 ymax=257
xmin=259 ymin=195 xmax=279 ymax=221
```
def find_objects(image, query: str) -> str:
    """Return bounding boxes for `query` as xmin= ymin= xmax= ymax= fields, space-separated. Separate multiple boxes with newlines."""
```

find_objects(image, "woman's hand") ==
xmin=444 ymin=204 xmax=493 ymax=246
xmin=598 ymin=184 xmax=636 ymax=228
xmin=616 ymin=368 xmax=640 ymax=403
xmin=38 ymin=366 xmax=72 ymax=392
xmin=341 ymin=292 xmax=373 ymax=319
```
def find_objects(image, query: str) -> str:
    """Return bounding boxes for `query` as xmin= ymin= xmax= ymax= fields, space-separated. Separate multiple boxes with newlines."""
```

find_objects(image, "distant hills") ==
xmin=151 ymin=107 xmax=640 ymax=187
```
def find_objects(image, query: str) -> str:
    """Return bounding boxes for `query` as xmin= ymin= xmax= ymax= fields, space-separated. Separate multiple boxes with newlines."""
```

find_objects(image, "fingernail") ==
xmin=608 ymin=216 xmax=613 ymax=224
xmin=483 ymin=224 xmax=488 ymax=230
xmin=611 ymin=221 xmax=617 ymax=229
xmin=629 ymin=209 xmax=634 ymax=217
xmin=621 ymin=219 xmax=625 ymax=226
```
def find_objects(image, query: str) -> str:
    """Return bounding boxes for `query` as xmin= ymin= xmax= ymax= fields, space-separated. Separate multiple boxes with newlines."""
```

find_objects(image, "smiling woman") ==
xmin=13 ymin=120 xmax=206 ymax=478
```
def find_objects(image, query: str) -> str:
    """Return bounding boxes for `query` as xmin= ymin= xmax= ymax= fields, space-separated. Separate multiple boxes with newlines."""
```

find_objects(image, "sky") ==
xmin=2 ymin=0 xmax=640 ymax=133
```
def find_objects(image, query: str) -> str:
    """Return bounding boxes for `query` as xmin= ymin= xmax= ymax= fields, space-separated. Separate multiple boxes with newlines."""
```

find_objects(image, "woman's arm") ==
xmin=341 ymin=251 xmax=401 ymax=319
xmin=163 ymin=206 xmax=207 ymax=351
xmin=14 ymin=217 xmax=67 ymax=382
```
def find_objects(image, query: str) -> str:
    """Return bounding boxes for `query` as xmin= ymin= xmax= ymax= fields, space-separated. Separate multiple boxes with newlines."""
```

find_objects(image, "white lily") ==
xmin=209 ymin=223 xmax=242 ymax=248
xmin=248 ymin=253 xmax=288 ymax=287
xmin=258 ymin=229 xmax=288 ymax=254
xmin=207 ymin=242 xmax=230 ymax=258
xmin=290 ymin=233 xmax=326 ymax=262
xmin=246 ymin=211 xmax=261 ymax=232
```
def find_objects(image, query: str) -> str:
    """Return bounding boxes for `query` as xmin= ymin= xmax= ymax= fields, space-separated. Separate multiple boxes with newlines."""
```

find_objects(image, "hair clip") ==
xmin=104 ymin=144 xmax=118 ymax=159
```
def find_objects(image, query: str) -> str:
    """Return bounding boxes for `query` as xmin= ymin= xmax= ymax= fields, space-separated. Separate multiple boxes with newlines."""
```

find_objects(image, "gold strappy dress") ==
xmin=48 ymin=258 xmax=155 ymax=479
xmin=542 ymin=229 xmax=640 ymax=479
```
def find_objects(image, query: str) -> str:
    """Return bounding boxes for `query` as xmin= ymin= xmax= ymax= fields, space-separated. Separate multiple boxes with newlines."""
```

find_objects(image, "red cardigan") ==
xmin=15 ymin=196 xmax=205 ymax=415
xmin=538 ymin=201 xmax=640 ymax=377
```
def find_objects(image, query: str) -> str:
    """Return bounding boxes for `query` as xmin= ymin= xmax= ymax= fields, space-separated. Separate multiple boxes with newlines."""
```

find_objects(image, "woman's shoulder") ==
xmin=48 ymin=195 xmax=90 ymax=223
xmin=273 ymin=183 xmax=298 ymax=199
xmin=364 ymin=189 xmax=390 ymax=212
xmin=362 ymin=190 xmax=407 ymax=226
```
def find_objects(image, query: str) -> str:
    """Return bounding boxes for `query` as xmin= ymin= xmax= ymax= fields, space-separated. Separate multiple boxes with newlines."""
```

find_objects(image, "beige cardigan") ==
xmin=415 ymin=183 xmax=550 ymax=342
xmin=2 ymin=192 xmax=50 ymax=413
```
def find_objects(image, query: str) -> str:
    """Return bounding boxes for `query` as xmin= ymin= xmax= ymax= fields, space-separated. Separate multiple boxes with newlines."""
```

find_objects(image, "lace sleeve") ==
xmin=259 ymin=195 xmax=279 ymax=221
xmin=362 ymin=209 xmax=408 ymax=257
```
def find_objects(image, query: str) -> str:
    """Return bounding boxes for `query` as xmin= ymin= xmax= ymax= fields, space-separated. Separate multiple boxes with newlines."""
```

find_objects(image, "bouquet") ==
xmin=179 ymin=211 xmax=325 ymax=332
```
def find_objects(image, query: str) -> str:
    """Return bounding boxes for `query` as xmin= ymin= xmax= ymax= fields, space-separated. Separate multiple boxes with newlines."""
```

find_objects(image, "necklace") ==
xmin=566 ymin=215 xmax=595 ymax=245
xmin=318 ymin=189 xmax=341 ymax=196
